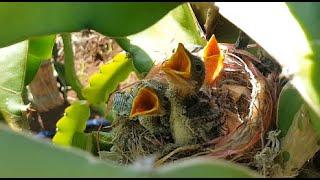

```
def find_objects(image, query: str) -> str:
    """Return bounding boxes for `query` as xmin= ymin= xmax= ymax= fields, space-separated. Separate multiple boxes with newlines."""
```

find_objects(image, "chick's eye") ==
xmin=195 ymin=63 xmax=203 ymax=72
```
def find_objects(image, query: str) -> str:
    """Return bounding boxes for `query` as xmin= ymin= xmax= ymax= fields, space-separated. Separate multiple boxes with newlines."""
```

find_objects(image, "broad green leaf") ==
xmin=25 ymin=35 xmax=56 ymax=85
xmin=286 ymin=3 xmax=320 ymax=119
xmin=287 ymin=3 xmax=320 ymax=57
xmin=82 ymin=52 xmax=134 ymax=105
xmin=153 ymin=158 xmax=260 ymax=178
xmin=0 ymin=41 xmax=29 ymax=131
xmin=52 ymin=101 xmax=90 ymax=146
xmin=0 ymin=36 xmax=56 ymax=129
xmin=275 ymin=102 xmax=320 ymax=177
xmin=278 ymin=83 xmax=320 ymax=136
xmin=215 ymin=2 xmax=320 ymax=118
xmin=0 ymin=123 xmax=141 ymax=178
xmin=116 ymin=3 xmax=206 ymax=76
xmin=277 ymin=83 xmax=304 ymax=138
xmin=277 ymin=84 xmax=320 ymax=176
xmin=0 ymin=124 xmax=260 ymax=177
xmin=0 ymin=2 xmax=180 ymax=48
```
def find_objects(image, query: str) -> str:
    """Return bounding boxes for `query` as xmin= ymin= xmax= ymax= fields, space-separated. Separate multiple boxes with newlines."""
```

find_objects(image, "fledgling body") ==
xmin=161 ymin=43 xmax=222 ymax=146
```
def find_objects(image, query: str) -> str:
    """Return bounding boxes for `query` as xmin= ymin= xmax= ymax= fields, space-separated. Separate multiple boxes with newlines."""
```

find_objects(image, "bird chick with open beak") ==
xmin=161 ymin=43 xmax=209 ymax=146
xmin=161 ymin=43 xmax=205 ymax=98
xmin=110 ymin=79 xmax=174 ymax=163
xmin=112 ymin=79 xmax=172 ymax=142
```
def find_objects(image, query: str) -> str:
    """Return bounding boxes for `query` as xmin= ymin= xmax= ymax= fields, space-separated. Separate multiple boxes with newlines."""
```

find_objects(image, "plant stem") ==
xmin=61 ymin=33 xmax=85 ymax=100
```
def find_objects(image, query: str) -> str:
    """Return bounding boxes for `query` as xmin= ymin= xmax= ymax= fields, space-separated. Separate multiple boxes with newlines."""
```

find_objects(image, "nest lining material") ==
xmin=108 ymin=43 xmax=276 ymax=166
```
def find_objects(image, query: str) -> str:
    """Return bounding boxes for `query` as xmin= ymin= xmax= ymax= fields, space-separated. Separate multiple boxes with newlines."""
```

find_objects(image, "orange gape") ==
xmin=130 ymin=87 xmax=161 ymax=119
xmin=203 ymin=35 xmax=224 ymax=86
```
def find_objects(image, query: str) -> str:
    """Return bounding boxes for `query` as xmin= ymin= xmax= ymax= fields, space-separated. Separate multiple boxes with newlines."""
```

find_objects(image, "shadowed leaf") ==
xmin=0 ymin=2 xmax=180 ymax=48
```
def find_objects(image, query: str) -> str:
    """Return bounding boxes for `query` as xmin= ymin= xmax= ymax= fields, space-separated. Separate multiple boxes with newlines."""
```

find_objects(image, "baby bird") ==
xmin=130 ymin=79 xmax=172 ymax=141
xmin=110 ymin=79 xmax=173 ymax=163
xmin=161 ymin=43 xmax=205 ymax=97
xmin=160 ymin=43 xmax=225 ymax=146
xmin=112 ymin=79 xmax=172 ymax=142
xmin=161 ymin=43 xmax=209 ymax=146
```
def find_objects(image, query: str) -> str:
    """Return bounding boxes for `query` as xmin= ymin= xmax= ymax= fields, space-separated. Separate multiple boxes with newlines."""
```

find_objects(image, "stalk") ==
xmin=61 ymin=33 xmax=85 ymax=100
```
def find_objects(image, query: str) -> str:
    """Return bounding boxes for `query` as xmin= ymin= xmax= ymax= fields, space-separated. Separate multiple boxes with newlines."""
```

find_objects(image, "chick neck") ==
xmin=166 ymin=83 xmax=198 ymax=146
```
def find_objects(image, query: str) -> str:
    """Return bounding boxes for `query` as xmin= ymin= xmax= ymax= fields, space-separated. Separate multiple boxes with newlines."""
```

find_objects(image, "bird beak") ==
xmin=203 ymin=35 xmax=224 ymax=85
xmin=130 ymin=87 xmax=164 ymax=119
xmin=161 ymin=43 xmax=192 ymax=87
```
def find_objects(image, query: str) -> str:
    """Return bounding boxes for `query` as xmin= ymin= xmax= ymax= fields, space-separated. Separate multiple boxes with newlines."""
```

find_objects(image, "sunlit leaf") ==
xmin=116 ymin=3 xmax=206 ymax=76
xmin=0 ymin=36 xmax=56 ymax=129
xmin=0 ymin=41 xmax=29 ymax=130
xmin=286 ymin=3 xmax=320 ymax=119
xmin=287 ymin=3 xmax=320 ymax=56
xmin=52 ymin=101 xmax=90 ymax=147
xmin=82 ymin=52 xmax=134 ymax=105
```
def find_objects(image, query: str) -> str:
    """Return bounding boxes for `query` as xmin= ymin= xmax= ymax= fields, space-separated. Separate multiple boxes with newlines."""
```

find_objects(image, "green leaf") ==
xmin=309 ymin=106 xmax=320 ymax=136
xmin=0 ymin=124 xmax=142 ymax=178
xmin=170 ymin=3 xmax=206 ymax=46
xmin=287 ymin=3 xmax=320 ymax=56
xmin=92 ymin=131 xmax=114 ymax=151
xmin=0 ymin=41 xmax=29 ymax=130
xmin=72 ymin=132 xmax=93 ymax=152
xmin=286 ymin=3 xmax=320 ymax=119
xmin=82 ymin=52 xmax=134 ymax=105
xmin=278 ymin=83 xmax=320 ymax=136
xmin=215 ymin=2 xmax=320 ymax=118
xmin=52 ymin=101 xmax=90 ymax=147
xmin=61 ymin=33 xmax=85 ymax=100
xmin=275 ymin=101 xmax=320 ymax=177
xmin=153 ymin=158 xmax=260 ymax=178
xmin=25 ymin=35 xmax=56 ymax=85
xmin=277 ymin=83 xmax=304 ymax=138
xmin=0 ymin=2 xmax=180 ymax=48
xmin=28 ymin=35 xmax=56 ymax=60
xmin=116 ymin=3 xmax=206 ymax=76
xmin=0 ymin=123 xmax=260 ymax=178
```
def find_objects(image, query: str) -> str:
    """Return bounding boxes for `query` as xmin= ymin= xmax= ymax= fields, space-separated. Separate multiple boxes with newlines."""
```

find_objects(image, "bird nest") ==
xmin=107 ymin=41 xmax=280 ymax=167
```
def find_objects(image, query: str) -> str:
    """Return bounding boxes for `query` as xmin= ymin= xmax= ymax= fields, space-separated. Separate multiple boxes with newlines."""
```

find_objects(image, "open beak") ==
xmin=161 ymin=43 xmax=192 ymax=87
xmin=203 ymin=35 xmax=224 ymax=85
xmin=130 ymin=87 xmax=164 ymax=119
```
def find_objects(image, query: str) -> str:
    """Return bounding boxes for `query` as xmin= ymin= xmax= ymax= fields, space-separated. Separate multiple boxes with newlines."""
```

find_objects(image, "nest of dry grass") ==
xmin=108 ymin=43 xmax=281 ymax=168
